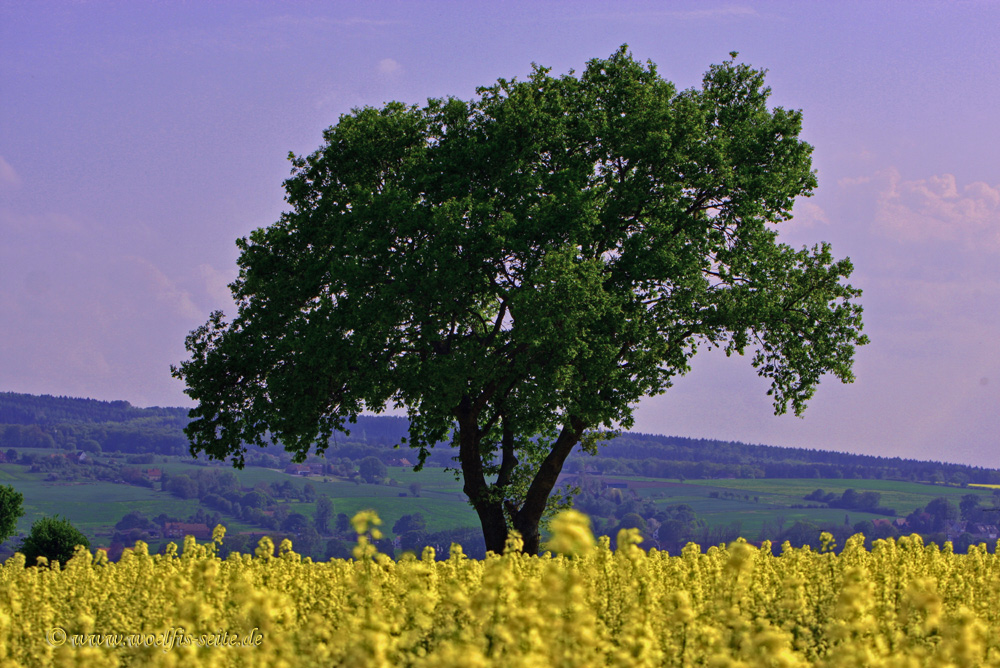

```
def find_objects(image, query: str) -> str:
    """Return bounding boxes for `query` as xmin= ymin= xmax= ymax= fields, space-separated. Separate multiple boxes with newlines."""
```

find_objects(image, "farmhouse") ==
xmin=163 ymin=523 xmax=213 ymax=540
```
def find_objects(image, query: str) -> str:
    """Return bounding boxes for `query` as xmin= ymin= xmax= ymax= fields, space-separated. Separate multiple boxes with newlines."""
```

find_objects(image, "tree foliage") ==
xmin=0 ymin=484 xmax=24 ymax=545
xmin=393 ymin=513 xmax=427 ymax=535
xmin=359 ymin=456 xmax=387 ymax=484
xmin=19 ymin=515 xmax=90 ymax=566
xmin=173 ymin=47 xmax=866 ymax=553
xmin=314 ymin=495 xmax=335 ymax=535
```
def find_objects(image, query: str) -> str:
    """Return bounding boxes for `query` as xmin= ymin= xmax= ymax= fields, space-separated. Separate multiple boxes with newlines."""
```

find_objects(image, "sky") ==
xmin=1 ymin=1 xmax=997 ymax=467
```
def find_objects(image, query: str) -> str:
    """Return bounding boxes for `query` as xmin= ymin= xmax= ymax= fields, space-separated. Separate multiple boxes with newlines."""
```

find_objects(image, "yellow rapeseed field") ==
xmin=2 ymin=510 xmax=999 ymax=667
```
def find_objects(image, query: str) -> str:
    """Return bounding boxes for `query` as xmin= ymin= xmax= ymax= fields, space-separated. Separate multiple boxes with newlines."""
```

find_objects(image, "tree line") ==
xmin=3 ymin=391 xmax=999 ymax=485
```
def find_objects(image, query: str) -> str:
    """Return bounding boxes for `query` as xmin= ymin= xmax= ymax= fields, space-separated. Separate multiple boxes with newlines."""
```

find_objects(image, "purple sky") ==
xmin=2 ymin=2 xmax=997 ymax=467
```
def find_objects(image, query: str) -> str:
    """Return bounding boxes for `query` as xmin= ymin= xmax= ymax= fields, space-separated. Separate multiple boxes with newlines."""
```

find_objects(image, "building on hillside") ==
xmin=944 ymin=520 xmax=967 ymax=541
xmin=969 ymin=524 xmax=999 ymax=541
xmin=163 ymin=523 xmax=213 ymax=540
xmin=387 ymin=458 xmax=413 ymax=467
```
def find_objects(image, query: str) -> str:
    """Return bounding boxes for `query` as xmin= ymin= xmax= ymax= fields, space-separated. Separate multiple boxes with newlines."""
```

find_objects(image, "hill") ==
xmin=2 ymin=391 xmax=999 ymax=561
xmin=1 ymin=390 xmax=998 ymax=484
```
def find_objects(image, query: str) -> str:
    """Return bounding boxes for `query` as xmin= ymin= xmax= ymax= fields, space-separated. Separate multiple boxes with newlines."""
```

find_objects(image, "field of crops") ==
xmin=2 ymin=510 xmax=999 ymax=667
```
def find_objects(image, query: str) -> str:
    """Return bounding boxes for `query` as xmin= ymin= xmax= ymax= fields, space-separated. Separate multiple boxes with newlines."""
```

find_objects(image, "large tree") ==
xmin=173 ymin=47 xmax=866 ymax=554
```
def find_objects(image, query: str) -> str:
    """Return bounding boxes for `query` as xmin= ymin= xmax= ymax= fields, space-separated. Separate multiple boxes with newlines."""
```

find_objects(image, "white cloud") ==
xmin=0 ymin=156 xmax=22 ymax=189
xmin=786 ymin=199 xmax=829 ymax=230
xmin=874 ymin=168 xmax=1000 ymax=251
xmin=378 ymin=58 xmax=401 ymax=75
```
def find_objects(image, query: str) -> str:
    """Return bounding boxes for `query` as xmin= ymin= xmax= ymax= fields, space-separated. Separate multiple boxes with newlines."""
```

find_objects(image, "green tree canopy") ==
xmin=173 ymin=47 xmax=866 ymax=554
xmin=314 ymin=494 xmax=335 ymax=535
xmin=359 ymin=456 xmax=387 ymax=484
xmin=0 ymin=484 xmax=24 ymax=545
xmin=393 ymin=513 xmax=427 ymax=535
xmin=19 ymin=515 xmax=90 ymax=566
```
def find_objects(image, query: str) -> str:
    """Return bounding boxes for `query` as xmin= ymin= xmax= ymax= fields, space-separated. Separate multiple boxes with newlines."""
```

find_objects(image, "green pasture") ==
xmin=4 ymin=478 xmax=203 ymax=538
xmin=0 ymin=458 xmax=479 ymax=550
xmin=593 ymin=477 xmax=992 ymax=536
xmin=2 ymin=450 xmax=994 ymax=555
xmin=681 ymin=478 xmax=993 ymax=516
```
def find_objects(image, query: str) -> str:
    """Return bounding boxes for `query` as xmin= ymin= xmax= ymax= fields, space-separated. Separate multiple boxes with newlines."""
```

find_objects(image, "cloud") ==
xmin=197 ymin=263 xmax=238 ymax=310
xmin=784 ymin=199 xmax=828 ymax=232
xmin=378 ymin=58 xmax=401 ymax=75
xmin=0 ymin=156 xmax=22 ymax=189
xmin=873 ymin=168 xmax=1000 ymax=251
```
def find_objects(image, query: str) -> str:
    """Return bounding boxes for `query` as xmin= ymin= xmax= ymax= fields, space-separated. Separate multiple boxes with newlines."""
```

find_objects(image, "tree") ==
xmin=840 ymin=489 xmax=859 ymax=509
xmin=281 ymin=512 xmax=311 ymax=534
xmin=0 ymin=484 xmax=24 ymax=545
xmin=173 ymin=47 xmax=867 ymax=554
xmin=314 ymin=494 xmax=334 ymax=535
xmin=924 ymin=497 xmax=958 ymax=531
xmin=393 ymin=513 xmax=427 ymax=535
xmin=960 ymin=493 xmax=981 ymax=521
xmin=166 ymin=474 xmax=198 ymax=500
xmin=115 ymin=510 xmax=153 ymax=532
xmin=293 ymin=526 xmax=322 ymax=559
xmin=397 ymin=529 xmax=427 ymax=553
xmin=617 ymin=512 xmax=647 ymax=534
xmin=852 ymin=520 xmax=875 ymax=537
xmin=19 ymin=516 xmax=90 ymax=566
xmin=325 ymin=537 xmax=353 ymax=560
xmin=241 ymin=490 xmax=269 ymax=509
xmin=856 ymin=491 xmax=881 ymax=510
xmin=359 ymin=457 xmax=386 ymax=484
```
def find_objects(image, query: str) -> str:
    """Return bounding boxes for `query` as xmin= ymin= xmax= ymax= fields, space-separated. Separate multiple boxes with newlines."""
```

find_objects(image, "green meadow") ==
xmin=2 ymin=451 xmax=993 ymax=553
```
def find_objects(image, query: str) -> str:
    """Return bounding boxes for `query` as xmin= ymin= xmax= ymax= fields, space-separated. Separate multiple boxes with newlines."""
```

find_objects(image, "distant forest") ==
xmin=2 ymin=391 xmax=998 ymax=484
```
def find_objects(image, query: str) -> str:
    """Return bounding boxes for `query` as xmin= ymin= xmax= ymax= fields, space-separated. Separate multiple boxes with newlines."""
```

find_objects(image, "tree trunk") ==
xmin=457 ymin=397 xmax=587 ymax=555
xmin=474 ymin=500 xmax=510 ymax=555
xmin=512 ymin=416 xmax=586 ymax=554
xmin=456 ymin=398 xmax=511 ymax=554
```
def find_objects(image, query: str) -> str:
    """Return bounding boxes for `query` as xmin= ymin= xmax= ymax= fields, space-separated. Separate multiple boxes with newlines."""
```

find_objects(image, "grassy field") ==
xmin=155 ymin=460 xmax=476 ymax=535
xmin=2 ymin=450 xmax=993 ymax=554
xmin=682 ymin=477 xmax=991 ymax=514
xmin=0 ymin=457 xmax=478 ymax=549
xmin=582 ymin=476 xmax=996 ymax=537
